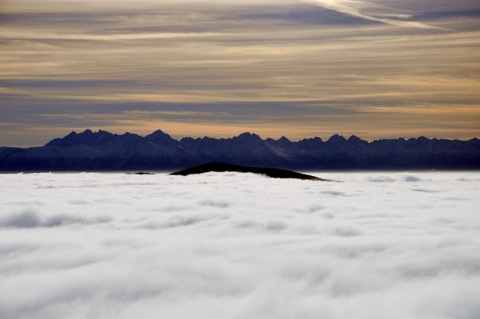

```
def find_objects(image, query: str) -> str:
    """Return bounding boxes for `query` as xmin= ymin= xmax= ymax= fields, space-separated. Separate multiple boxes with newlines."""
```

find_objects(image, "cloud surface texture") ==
xmin=1 ymin=171 xmax=480 ymax=318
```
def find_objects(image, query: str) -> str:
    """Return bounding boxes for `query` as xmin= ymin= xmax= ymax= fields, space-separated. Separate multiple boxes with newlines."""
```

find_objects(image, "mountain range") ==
xmin=1 ymin=129 xmax=479 ymax=171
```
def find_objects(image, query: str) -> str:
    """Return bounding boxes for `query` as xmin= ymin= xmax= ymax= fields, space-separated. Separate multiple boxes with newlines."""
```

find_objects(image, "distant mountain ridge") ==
xmin=1 ymin=129 xmax=479 ymax=171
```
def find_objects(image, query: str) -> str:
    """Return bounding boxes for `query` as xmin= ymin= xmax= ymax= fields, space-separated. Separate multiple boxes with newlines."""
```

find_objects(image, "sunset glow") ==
xmin=1 ymin=0 xmax=479 ymax=146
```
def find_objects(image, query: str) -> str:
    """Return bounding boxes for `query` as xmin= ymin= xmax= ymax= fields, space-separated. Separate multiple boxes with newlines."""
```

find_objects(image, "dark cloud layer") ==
xmin=1 ymin=0 xmax=479 ymax=146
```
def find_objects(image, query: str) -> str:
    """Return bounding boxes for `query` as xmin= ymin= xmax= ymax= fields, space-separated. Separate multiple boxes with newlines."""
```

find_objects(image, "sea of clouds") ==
xmin=1 ymin=171 xmax=480 ymax=319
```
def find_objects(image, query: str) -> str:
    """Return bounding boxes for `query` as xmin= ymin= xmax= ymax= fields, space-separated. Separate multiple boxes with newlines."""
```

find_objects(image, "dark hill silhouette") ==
xmin=170 ymin=162 xmax=326 ymax=181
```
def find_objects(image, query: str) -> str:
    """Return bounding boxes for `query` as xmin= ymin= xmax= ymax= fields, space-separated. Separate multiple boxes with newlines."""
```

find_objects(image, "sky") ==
xmin=1 ymin=171 xmax=480 ymax=318
xmin=1 ymin=0 xmax=480 ymax=147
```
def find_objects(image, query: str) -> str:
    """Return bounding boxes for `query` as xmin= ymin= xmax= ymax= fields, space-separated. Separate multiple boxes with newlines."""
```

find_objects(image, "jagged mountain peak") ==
xmin=348 ymin=135 xmax=361 ymax=142
xmin=66 ymin=131 xmax=77 ymax=137
xmin=233 ymin=132 xmax=263 ymax=143
xmin=327 ymin=134 xmax=347 ymax=144
xmin=237 ymin=132 xmax=261 ymax=138
xmin=273 ymin=136 xmax=293 ymax=148
xmin=347 ymin=135 xmax=368 ymax=145
xmin=300 ymin=137 xmax=323 ymax=143
xmin=120 ymin=132 xmax=142 ymax=139
xmin=145 ymin=129 xmax=177 ymax=147
xmin=146 ymin=129 xmax=172 ymax=138
xmin=45 ymin=129 xmax=116 ymax=147
xmin=78 ymin=129 xmax=115 ymax=137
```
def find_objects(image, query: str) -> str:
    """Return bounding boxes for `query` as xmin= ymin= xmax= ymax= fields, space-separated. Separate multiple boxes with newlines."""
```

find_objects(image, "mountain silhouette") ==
xmin=1 ymin=129 xmax=479 ymax=171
